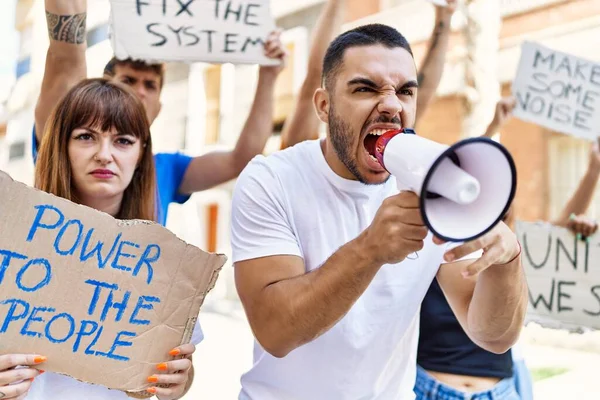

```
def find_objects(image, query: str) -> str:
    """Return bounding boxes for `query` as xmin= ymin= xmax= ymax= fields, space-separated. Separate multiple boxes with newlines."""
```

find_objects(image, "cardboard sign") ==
xmin=109 ymin=0 xmax=279 ymax=65
xmin=517 ymin=221 xmax=600 ymax=331
xmin=512 ymin=41 xmax=600 ymax=141
xmin=0 ymin=171 xmax=226 ymax=394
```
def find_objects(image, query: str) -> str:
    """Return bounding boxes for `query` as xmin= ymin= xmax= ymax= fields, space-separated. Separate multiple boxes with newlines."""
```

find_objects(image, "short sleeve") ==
xmin=231 ymin=158 xmax=301 ymax=264
xmin=155 ymin=152 xmax=193 ymax=204
xmin=154 ymin=153 xmax=194 ymax=226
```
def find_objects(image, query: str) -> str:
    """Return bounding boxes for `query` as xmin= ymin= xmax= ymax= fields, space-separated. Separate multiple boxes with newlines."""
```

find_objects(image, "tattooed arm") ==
xmin=35 ymin=0 xmax=87 ymax=144
xmin=415 ymin=0 xmax=456 ymax=123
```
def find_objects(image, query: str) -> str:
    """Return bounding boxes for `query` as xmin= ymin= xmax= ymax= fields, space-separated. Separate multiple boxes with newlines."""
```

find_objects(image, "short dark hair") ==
xmin=103 ymin=57 xmax=166 ymax=89
xmin=322 ymin=24 xmax=413 ymax=90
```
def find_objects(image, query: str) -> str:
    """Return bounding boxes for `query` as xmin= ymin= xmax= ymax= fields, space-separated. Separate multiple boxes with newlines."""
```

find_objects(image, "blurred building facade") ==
xmin=1 ymin=0 xmax=599 ymax=300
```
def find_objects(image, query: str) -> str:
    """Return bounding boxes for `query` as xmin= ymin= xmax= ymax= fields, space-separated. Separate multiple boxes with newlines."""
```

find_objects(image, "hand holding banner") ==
xmin=0 ymin=171 xmax=226 ymax=395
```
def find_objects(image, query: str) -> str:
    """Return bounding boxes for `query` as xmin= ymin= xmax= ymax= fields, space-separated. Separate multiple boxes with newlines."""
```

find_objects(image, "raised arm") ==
xmin=481 ymin=96 xmax=516 ymax=139
xmin=415 ymin=0 xmax=457 ymax=122
xmin=279 ymin=0 xmax=345 ymax=149
xmin=177 ymin=31 xmax=286 ymax=194
xmin=35 ymin=0 xmax=88 ymax=143
xmin=552 ymin=139 xmax=600 ymax=227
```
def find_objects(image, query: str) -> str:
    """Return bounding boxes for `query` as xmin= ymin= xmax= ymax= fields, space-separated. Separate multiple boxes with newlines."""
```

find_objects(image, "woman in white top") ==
xmin=1 ymin=79 xmax=200 ymax=400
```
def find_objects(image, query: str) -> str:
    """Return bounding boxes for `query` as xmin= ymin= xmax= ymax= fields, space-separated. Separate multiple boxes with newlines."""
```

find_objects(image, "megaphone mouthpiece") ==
xmin=373 ymin=129 xmax=409 ymax=169
xmin=428 ymin=157 xmax=480 ymax=205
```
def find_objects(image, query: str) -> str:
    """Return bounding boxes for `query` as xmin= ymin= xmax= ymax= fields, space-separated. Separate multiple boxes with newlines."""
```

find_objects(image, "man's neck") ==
xmin=320 ymin=138 xmax=356 ymax=181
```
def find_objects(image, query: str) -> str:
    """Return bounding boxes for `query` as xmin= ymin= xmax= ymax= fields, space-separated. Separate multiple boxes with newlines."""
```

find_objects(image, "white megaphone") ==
xmin=373 ymin=129 xmax=517 ymax=242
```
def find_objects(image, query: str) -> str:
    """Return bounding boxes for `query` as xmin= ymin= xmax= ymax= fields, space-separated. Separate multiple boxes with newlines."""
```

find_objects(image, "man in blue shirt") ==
xmin=35 ymin=0 xmax=287 ymax=225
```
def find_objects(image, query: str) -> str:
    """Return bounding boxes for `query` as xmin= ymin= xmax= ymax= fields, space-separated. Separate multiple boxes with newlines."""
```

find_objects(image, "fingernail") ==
xmin=147 ymin=387 xmax=157 ymax=394
xmin=169 ymin=348 xmax=181 ymax=356
xmin=38 ymin=370 xmax=45 ymax=374
xmin=156 ymin=363 xmax=168 ymax=371
xmin=586 ymin=237 xmax=591 ymax=244
xmin=576 ymin=233 xmax=582 ymax=241
xmin=445 ymin=253 xmax=455 ymax=262
xmin=461 ymin=270 xmax=470 ymax=278
xmin=34 ymin=356 xmax=47 ymax=364
xmin=147 ymin=375 xmax=158 ymax=383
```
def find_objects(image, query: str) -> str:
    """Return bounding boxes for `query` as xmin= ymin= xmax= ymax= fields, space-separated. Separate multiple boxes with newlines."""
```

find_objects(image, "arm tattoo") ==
xmin=46 ymin=11 xmax=86 ymax=44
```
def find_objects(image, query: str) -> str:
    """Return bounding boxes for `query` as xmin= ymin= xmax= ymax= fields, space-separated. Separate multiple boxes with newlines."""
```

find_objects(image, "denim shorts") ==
xmin=414 ymin=366 xmax=521 ymax=400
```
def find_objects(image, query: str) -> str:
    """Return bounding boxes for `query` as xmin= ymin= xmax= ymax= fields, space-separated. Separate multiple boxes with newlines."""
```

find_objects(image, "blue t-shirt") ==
xmin=32 ymin=127 xmax=192 ymax=226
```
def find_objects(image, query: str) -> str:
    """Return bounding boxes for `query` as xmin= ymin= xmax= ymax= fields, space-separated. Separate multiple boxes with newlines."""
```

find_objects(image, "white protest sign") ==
xmin=516 ymin=221 xmax=600 ymax=331
xmin=109 ymin=0 xmax=279 ymax=65
xmin=512 ymin=41 xmax=600 ymax=141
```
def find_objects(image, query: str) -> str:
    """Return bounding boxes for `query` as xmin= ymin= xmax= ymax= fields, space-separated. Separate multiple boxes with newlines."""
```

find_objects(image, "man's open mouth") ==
xmin=363 ymin=129 xmax=388 ymax=161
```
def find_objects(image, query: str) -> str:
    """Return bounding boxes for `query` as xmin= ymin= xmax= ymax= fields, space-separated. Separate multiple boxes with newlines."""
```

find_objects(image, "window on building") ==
xmin=16 ymin=57 xmax=31 ymax=79
xmin=548 ymin=134 xmax=600 ymax=220
xmin=204 ymin=65 xmax=222 ymax=145
xmin=87 ymin=24 xmax=109 ymax=47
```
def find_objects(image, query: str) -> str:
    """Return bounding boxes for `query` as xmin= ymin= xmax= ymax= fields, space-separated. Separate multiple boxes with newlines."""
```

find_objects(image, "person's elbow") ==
xmin=242 ymin=298 xmax=299 ymax=358
xmin=477 ymin=334 xmax=519 ymax=355
xmin=250 ymin=315 xmax=299 ymax=359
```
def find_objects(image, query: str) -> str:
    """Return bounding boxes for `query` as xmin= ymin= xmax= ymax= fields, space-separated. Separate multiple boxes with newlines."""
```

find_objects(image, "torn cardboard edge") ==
xmin=0 ymin=170 xmax=227 ymax=396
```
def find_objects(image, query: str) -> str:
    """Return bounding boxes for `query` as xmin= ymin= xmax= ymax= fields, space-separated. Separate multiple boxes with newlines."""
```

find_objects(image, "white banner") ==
xmin=512 ymin=41 xmax=600 ymax=141
xmin=517 ymin=221 xmax=600 ymax=331
xmin=109 ymin=0 xmax=279 ymax=65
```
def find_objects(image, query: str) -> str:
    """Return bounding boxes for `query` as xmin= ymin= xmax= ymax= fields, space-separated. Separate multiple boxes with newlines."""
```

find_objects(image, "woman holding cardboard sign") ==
xmin=0 ymin=79 xmax=200 ymax=400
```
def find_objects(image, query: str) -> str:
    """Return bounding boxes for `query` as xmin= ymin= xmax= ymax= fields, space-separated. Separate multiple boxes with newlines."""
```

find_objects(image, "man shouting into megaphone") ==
xmin=231 ymin=24 xmax=527 ymax=400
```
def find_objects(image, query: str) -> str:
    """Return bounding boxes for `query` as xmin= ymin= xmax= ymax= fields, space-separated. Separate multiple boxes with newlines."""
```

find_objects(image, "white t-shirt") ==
xmin=231 ymin=140 xmax=472 ymax=400
xmin=25 ymin=322 xmax=204 ymax=399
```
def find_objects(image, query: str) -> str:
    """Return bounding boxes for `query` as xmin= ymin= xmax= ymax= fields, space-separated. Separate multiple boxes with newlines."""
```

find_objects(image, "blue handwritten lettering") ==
xmin=73 ymin=320 xmax=99 ymax=353
xmin=15 ymin=258 xmax=52 ymax=292
xmin=85 ymin=325 xmax=104 ymax=356
xmin=45 ymin=313 xmax=75 ymax=343
xmin=0 ymin=250 xmax=27 ymax=285
xmin=84 ymin=280 xmax=118 ymax=317
xmin=54 ymin=219 xmax=84 ymax=256
xmin=111 ymin=241 xmax=139 ymax=272
xmin=100 ymin=290 xmax=131 ymax=323
xmin=0 ymin=298 xmax=29 ymax=333
xmin=96 ymin=331 xmax=135 ymax=361
xmin=21 ymin=306 xmax=56 ymax=338
xmin=81 ymin=231 xmax=122 ymax=269
xmin=26 ymin=205 xmax=64 ymax=242
xmin=129 ymin=296 xmax=161 ymax=326
xmin=133 ymin=244 xmax=160 ymax=284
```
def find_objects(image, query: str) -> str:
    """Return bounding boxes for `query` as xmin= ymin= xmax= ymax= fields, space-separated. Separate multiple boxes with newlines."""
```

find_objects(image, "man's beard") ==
xmin=328 ymin=102 xmax=398 ymax=185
